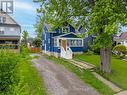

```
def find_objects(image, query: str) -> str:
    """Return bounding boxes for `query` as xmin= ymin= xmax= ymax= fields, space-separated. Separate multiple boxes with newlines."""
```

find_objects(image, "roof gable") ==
xmin=120 ymin=32 xmax=127 ymax=39
xmin=0 ymin=11 xmax=19 ymax=26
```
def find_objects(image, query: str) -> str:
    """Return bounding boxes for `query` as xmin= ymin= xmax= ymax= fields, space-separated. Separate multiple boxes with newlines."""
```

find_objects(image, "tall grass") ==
xmin=0 ymin=50 xmax=20 ymax=94
xmin=0 ymin=48 xmax=47 ymax=95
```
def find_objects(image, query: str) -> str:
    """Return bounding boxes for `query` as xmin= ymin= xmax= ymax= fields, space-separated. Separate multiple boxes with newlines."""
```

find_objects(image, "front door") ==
xmin=61 ymin=39 xmax=67 ymax=51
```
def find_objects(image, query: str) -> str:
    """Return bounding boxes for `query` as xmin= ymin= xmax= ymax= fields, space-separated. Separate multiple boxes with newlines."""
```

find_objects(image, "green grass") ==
xmin=13 ymin=60 xmax=47 ymax=95
xmin=74 ymin=53 xmax=127 ymax=90
xmin=45 ymin=55 xmax=114 ymax=95
xmin=0 ymin=48 xmax=47 ymax=95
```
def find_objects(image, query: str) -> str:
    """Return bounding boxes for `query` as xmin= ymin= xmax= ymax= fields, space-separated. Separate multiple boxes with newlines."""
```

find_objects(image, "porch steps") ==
xmin=66 ymin=59 xmax=123 ymax=93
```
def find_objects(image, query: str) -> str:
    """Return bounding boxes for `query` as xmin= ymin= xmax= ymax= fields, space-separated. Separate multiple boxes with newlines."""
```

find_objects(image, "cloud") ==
xmin=14 ymin=1 xmax=35 ymax=12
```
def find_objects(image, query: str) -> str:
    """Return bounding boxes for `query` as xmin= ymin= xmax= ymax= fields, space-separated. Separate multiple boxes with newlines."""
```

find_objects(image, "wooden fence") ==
xmin=30 ymin=47 xmax=41 ymax=53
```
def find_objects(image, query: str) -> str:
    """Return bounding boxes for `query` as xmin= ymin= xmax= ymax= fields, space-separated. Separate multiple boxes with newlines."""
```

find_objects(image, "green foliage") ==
xmin=32 ymin=38 xmax=42 ymax=47
xmin=22 ymin=30 xmax=29 ymax=47
xmin=34 ymin=16 xmax=44 ymax=39
xmin=35 ymin=0 xmax=127 ymax=48
xmin=0 ymin=49 xmax=47 ymax=95
xmin=11 ymin=60 xmax=47 ymax=95
xmin=85 ymin=50 xmax=94 ymax=55
xmin=0 ymin=50 xmax=20 ymax=94
xmin=113 ymin=45 xmax=127 ymax=56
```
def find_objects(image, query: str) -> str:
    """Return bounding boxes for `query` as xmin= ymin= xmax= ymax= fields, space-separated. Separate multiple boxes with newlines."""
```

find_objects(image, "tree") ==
xmin=34 ymin=0 xmax=45 ymax=39
xmin=32 ymin=38 xmax=42 ymax=47
xmin=22 ymin=30 xmax=29 ymax=47
xmin=34 ymin=16 xmax=44 ymax=39
xmin=35 ymin=0 xmax=127 ymax=73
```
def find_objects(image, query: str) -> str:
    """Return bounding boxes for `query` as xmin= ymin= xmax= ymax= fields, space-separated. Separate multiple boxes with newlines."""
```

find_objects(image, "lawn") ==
xmin=45 ymin=55 xmax=114 ymax=95
xmin=74 ymin=53 xmax=127 ymax=90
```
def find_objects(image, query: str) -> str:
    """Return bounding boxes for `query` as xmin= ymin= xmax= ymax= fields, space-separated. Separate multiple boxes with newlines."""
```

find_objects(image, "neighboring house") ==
xmin=0 ymin=11 xmax=21 ymax=51
xmin=114 ymin=32 xmax=127 ymax=47
xmin=42 ymin=24 xmax=85 ymax=59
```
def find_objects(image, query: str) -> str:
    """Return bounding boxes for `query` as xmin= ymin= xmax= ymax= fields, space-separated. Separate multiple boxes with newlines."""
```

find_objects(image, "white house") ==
xmin=114 ymin=32 xmax=127 ymax=47
xmin=0 ymin=10 xmax=21 ymax=51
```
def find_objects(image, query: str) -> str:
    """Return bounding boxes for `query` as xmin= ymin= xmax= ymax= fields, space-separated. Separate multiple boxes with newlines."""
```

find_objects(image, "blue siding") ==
xmin=83 ymin=36 xmax=94 ymax=51
xmin=42 ymin=24 xmax=88 ymax=54
xmin=53 ymin=47 xmax=61 ymax=53
xmin=69 ymin=24 xmax=75 ymax=33
xmin=70 ymin=47 xmax=85 ymax=52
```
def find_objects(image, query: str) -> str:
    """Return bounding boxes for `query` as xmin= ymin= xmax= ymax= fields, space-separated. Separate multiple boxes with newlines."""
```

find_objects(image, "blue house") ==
xmin=42 ymin=24 xmax=85 ymax=59
xmin=78 ymin=25 xmax=95 ymax=51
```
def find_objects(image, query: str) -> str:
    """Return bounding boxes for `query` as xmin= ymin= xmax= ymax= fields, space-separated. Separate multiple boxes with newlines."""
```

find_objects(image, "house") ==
xmin=42 ymin=24 xmax=85 ymax=59
xmin=0 ymin=11 xmax=21 ymax=51
xmin=114 ymin=32 xmax=127 ymax=47
xmin=78 ymin=25 xmax=94 ymax=51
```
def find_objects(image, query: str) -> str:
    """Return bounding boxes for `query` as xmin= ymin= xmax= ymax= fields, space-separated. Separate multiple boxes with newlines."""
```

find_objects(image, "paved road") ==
xmin=32 ymin=56 xmax=100 ymax=95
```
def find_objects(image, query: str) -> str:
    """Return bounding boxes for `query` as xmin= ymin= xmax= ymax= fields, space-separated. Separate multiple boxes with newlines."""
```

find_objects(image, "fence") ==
xmin=30 ymin=47 xmax=41 ymax=53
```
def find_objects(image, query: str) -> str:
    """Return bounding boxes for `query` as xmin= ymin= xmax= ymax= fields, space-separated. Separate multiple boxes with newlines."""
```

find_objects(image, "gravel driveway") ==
xmin=32 ymin=56 xmax=100 ymax=95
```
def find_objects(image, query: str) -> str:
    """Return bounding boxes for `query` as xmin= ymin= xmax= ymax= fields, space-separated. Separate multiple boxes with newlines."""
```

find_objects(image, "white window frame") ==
xmin=62 ymin=26 xmax=69 ymax=33
xmin=42 ymin=40 xmax=44 ymax=46
xmin=54 ymin=38 xmax=59 ymax=47
xmin=67 ymin=38 xmax=83 ymax=47
xmin=0 ymin=27 xmax=4 ymax=35
xmin=0 ymin=17 xmax=6 ymax=23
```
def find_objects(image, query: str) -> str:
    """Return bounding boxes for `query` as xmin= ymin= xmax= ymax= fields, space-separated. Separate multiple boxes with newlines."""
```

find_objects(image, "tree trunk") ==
xmin=100 ymin=47 xmax=112 ymax=73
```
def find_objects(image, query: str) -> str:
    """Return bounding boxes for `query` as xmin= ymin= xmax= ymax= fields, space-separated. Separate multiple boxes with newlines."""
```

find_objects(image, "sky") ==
xmin=11 ymin=0 xmax=39 ymax=38
xmin=9 ymin=0 xmax=127 ymax=38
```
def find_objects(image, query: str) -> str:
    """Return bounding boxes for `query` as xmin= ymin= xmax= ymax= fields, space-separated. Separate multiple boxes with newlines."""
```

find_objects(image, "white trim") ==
xmin=59 ymin=38 xmax=83 ymax=40
xmin=67 ymin=39 xmax=84 ymax=47
xmin=53 ymin=38 xmax=84 ymax=47
xmin=52 ymin=32 xmax=78 ymax=38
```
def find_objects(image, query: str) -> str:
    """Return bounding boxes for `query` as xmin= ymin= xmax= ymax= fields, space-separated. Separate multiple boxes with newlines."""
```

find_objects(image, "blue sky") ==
xmin=11 ymin=0 xmax=39 ymax=38
xmin=11 ymin=0 xmax=127 ymax=38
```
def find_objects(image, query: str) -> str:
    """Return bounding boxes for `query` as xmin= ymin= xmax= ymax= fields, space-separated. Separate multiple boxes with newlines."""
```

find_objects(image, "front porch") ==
xmin=0 ymin=39 xmax=20 ymax=52
xmin=54 ymin=37 xmax=84 ymax=59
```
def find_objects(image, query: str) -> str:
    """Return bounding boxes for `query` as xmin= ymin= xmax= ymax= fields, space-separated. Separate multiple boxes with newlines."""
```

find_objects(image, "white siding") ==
xmin=0 ymin=26 xmax=20 ymax=36
xmin=123 ymin=40 xmax=127 ymax=47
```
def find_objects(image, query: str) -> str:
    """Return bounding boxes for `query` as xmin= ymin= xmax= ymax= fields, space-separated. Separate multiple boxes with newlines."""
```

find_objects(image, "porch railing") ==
xmin=60 ymin=46 xmax=73 ymax=59
xmin=0 ymin=44 xmax=19 ymax=49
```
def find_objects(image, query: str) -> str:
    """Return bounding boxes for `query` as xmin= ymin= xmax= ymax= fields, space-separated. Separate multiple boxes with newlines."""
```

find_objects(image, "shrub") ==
xmin=113 ymin=45 xmax=127 ymax=57
xmin=32 ymin=38 xmax=41 ymax=47
xmin=86 ymin=50 xmax=94 ymax=55
xmin=0 ymin=50 xmax=20 ymax=93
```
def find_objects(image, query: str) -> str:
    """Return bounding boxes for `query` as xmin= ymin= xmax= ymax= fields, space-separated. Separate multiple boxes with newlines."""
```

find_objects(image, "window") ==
xmin=0 ymin=27 xmax=4 ymax=35
xmin=62 ymin=27 xmax=69 ymax=33
xmin=54 ymin=39 xmax=58 ymax=46
xmin=67 ymin=39 xmax=83 ymax=47
xmin=0 ymin=17 xmax=6 ymax=23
